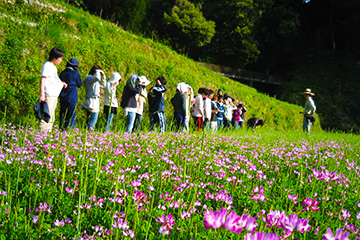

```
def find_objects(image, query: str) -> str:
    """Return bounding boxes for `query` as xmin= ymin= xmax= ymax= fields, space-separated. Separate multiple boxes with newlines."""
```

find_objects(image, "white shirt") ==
xmin=191 ymin=94 xmax=204 ymax=118
xmin=41 ymin=61 xmax=63 ymax=97
xmin=204 ymin=98 xmax=212 ymax=120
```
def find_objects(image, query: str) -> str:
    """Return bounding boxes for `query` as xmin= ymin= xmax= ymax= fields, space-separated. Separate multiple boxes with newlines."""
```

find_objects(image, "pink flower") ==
xmin=245 ymin=232 xmax=279 ymax=240
xmin=323 ymin=228 xmax=350 ymax=240
xmin=296 ymin=218 xmax=311 ymax=233
xmin=33 ymin=215 xmax=38 ymax=224
xmin=223 ymin=211 xmax=247 ymax=234
xmin=250 ymin=186 xmax=266 ymax=202
xmin=288 ymin=194 xmax=298 ymax=204
xmin=301 ymin=197 xmax=320 ymax=212
xmin=204 ymin=209 xmax=227 ymax=230
xmin=156 ymin=214 xmax=175 ymax=235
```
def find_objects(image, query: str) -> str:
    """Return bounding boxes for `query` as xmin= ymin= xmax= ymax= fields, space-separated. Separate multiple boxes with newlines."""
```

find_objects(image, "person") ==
xmin=184 ymin=84 xmax=193 ymax=132
xmin=104 ymin=72 xmax=121 ymax=132
xmin=191 ymin=88 xmax=206 ymax=132
xmin=247 ymin=117 xmax=264 ymax=130
xmin=171 ymin=83 xmax=187 ymax=131
xmin=59 ymin=57 xmax=82 ymax=130
xmin=232 ymin=102 xmax=245 ymax=130
xmin=238 ymin=102 xmax=247 ymax=128
xmin=217 ymin=89 xmax=223 ymax=98
xmin=133 ymin=76 xmax=150 ymax=132
xmin=121 ymin=74 xmax=142 ymax=133
xmin=300 ymin=88 xmax=316 ymax=134
xmin=204 ymin=89 xmax=213 ymax=130
xmin=210 ymin=95 xmax=219 ymax=132
xmin=39 ymin=47 xmax=67 ymax=131
xmin=148 ymin=76 xmax=168 ymax=133
xmin=81 ymin=65 xmax=106 ymax=131
xmin=216 ymin=95 xmax=225 ymax=129
xmin=223 ymin=97 xmax=237 ymax=129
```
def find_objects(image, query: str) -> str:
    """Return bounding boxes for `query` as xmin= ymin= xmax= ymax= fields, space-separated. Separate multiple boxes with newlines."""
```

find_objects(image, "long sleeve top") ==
xmin=224 ymin=104 xmax=237 ymax=120
xmin=82 ymin=74 xmax=106 ymax=112
xmin=59 ymin=67 xmax=82 ymax=104
xmin=204 ymin=98 xmax=212 ymax=120
xmin=191 ymin=94 xmax=204 ymax=118
xmin=304 ymin=97 xmax=316 ymax=115
xmin=121 ymin=83 xmax=141 ymax=108
xmin=148 ymin=85 xmax=167 ymax=113
xmin=104 ymin=81 xmax=118 ymax=108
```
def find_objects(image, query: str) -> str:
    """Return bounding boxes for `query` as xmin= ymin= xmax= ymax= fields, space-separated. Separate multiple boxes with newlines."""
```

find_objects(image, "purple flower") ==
xmin=223 ymin=211 xmax=247 ymax=234
xmin=245 ymin=232 xmax=279 ymax=240
xmin=250 ymin=186 xmax=266 ymax=202
xmin=39 ymin=203 xmax=52 ymax=213
xmin=112 ymin=218 xmax=130 ymax=230
xmin=53 ymin=219 xmax=65 ymax=227
xmin=323 ymin=228 xmax=350 ymax=240
xmin=288 ymin=194 xmax=298 ymax=204
xmin=301 ymin=197 xmax=320 ymax=212
xmin=33 ymin=215 xmax=38 ymax=224
xmin=156 ymin=214 xmax=175 ymax=235
xmin=204 ymin=209 xmax=227 ymax=230
xmin=296 ymin=218 xmax=311 ymax=233
xmin=65 ymin=187 xmax=75 ymax=194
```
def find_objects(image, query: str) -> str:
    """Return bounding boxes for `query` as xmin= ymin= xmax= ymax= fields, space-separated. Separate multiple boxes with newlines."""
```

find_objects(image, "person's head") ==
xmin=208 ymin=90 xmax=214 ymax=99
xmin=49 ymin=47 xmax=64 ymax=65
xmin=237 ymin=102 xmax=243 ymax=108
xmin=218 ymin=89 xmax=223 ymax=96
xmin=109 ymin=72 xmax=121 ymax=87
xmin=223 ymin=93 xmax=230 ymax=100
xmin=218 ymin=95 xmax=223 ymax=103
xmin=198 ymin=88 xmax=205 ymax=94
xmin=203 ymin=89 xmax=210 ymax=98
xmin=212 ymin=95 xmax=218 ymax=102
xmin=66 ymin=57 xmax=79 ymax=71
xmin=156 ymin=76 xmax=167 ymax=86
xmin=89 ymin=65 xmax=102 ymax=75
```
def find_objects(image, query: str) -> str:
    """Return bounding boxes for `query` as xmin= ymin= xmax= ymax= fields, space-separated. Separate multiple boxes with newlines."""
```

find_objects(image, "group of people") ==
xmin=171 ymin=86 xmax=251 ymax=132
xmin=37 ymin=47 xmax=169 ymax=133
xmin=36 ymin=47 xmax=315 ymax=134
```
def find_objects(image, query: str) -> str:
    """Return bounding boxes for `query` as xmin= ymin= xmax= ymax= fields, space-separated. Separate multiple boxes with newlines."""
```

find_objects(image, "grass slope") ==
xmin=0 ymin=0 xmax=320 ymax=131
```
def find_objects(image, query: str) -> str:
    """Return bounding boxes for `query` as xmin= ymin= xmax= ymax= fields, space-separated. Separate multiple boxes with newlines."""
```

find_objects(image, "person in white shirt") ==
xmin=104 ymin=72 xmax=121 ymax=132
xmin=191 ymin=88 xmax=206 ymax=132
xmin=300 ymin=88 xmax=316 ymax=134
xmin=204 ymin=89 xmax=214 ymax=130
xmin=39 ymin=47 xmax=67 ymax=131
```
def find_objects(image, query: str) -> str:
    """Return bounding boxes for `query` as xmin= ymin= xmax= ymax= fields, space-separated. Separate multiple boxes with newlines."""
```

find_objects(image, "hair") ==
xmin=156 ymin=76 xmax=167 ymax=85
xmin=208 ymin=89 xmax=214 ymax=96
xmin=218 ymin=95 xmax=223 ymax=101
xmin=89 ymin=65 xmax=102 ymax=75
xmin=212 ymin=95 xmax=218 ymax=101
xmin=223 ymin=93 xmax=229 ymax=100
xmin=198 ymin=88 xmax=205 ymax=94
xmin=217 ymin=89 xmax=223 ymax=94
xmin=203 ymin=89 xmax=210 ymax=97
xmin=48 ymin=47 xmax=64 ymax=61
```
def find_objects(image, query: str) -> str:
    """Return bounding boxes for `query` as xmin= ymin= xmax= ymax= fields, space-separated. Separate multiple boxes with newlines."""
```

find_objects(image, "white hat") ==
xmin=109 ymin=72 xmax=121 ymax=83
xmin=139 ymin=76 xmax=151 ymax=86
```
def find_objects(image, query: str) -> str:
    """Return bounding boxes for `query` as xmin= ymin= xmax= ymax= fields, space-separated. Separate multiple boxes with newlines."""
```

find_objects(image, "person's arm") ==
xmin=76 ymin=72 xmax=82 ymax=88
xmin=99 ymin=71 xmax=107 ymax=88
xmin=40 ymin=76 xmax=46 ymax=102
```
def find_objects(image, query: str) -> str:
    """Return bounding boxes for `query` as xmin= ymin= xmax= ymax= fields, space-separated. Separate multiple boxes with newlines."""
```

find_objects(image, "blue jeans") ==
xmin=174 ymin=112 xmax=185 ymax=131
xmin=133 ymin=114 xmax=143 ymax=132
xmin=149 ymin=112 xmax=155 ymax=131
xmin=104 ymin=113 xmax=114 ymax=132
xmin=233 ymin=121 xmax=239 ymax=130
xmin=153 ymin=112 xmax=166 ymax=133
xmin=86 ymin=111 xmax=99 ymax=131
xmin=217 ymin=119 xmax=223 ymax=129
xmin=125 ymin=111 xmax=136 ymax=133
xmin=303 ymin=117 xmax=312 ymax=134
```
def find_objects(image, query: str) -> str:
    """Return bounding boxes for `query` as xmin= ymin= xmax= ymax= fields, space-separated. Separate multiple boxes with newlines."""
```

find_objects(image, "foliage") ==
xmin=0 ymin=0 xmax=313 ymax=132
xmin=163 ymin=0 xmax=215 ymax=53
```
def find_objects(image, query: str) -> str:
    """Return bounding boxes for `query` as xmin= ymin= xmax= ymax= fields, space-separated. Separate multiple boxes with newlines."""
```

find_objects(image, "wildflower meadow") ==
xmin=0 ymin=124 xmax=359 ymax=239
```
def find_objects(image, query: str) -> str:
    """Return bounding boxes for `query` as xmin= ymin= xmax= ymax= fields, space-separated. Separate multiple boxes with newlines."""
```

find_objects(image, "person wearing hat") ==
xmin=300 ymin=88 xmax=316 ymax=134
xmin=59 ymin=57 xmax=82 ymax=130
xmin=104 ymin=72 xmax=121 ymax=132
xmin=133 ymin=76 xmax=151 ymax=132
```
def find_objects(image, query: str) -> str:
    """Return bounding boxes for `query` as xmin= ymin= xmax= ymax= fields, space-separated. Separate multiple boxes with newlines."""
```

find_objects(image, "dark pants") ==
xmin=60 ymin=102 xmax=77 ymax=129
xmin=174 ymin=112 xmax=185 ymax=131
xmin=193 ymin=116 xmax=203 ymax=132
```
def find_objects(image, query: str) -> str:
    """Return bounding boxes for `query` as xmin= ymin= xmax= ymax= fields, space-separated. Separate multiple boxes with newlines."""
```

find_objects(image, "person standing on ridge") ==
xmin=300 ymin=88 xmax=316 ymax=134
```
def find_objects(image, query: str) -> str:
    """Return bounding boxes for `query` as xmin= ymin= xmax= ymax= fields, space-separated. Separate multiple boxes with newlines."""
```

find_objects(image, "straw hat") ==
xmin=301 ymin=88 xmax=315 ymax=96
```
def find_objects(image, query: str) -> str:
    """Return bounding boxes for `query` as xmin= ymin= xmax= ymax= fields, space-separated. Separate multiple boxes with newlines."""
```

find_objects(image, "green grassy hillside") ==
xmin=0 ymin=0 xmax=320 ymax=132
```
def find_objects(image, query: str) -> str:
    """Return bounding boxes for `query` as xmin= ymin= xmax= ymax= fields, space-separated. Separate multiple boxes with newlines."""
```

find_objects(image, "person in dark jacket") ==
xmin=148 ymin=76 xmax=167 ymax=133
xmin=247 ymin=118 xmax=264 ymax=130
xmin=59 ymin=58 xmax=82 ymax=129
xmin=171 ymin=88 xmax=186 ymax=132
xmin=121 ymin=75 xmax=141 ymax=133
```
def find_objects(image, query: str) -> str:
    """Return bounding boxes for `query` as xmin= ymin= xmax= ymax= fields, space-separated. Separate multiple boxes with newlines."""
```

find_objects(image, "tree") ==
xmin=163 ymin=0 xmax=215 ymax=53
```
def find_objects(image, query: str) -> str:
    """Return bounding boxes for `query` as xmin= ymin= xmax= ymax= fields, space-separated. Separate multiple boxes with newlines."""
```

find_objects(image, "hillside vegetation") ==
xmin=0 ymin=0 xmax=320 ymax=131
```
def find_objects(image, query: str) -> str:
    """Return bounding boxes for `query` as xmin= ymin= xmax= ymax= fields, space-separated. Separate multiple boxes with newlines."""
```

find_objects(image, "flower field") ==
xmin=0 ymin=125 xmax=359 ymax=239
